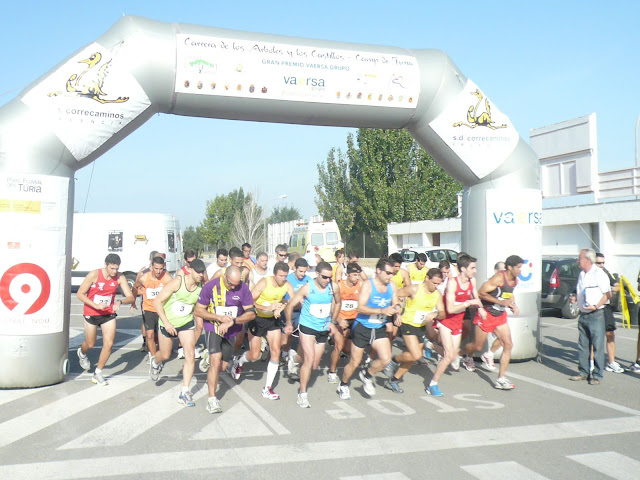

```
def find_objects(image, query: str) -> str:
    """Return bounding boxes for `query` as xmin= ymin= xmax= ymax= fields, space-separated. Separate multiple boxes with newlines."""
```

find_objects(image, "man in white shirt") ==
xmin=569 ymin=248 xmax=611 ymax=385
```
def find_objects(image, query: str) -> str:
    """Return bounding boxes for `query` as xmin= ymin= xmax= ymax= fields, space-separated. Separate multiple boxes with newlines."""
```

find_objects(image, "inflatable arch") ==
xmin=0 ymin=16 xmax=541 ymax=388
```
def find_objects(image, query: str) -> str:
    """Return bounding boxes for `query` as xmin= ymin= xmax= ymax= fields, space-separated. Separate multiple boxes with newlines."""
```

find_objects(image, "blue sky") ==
xmin=1 ymin=1 xmax=638 ymax=229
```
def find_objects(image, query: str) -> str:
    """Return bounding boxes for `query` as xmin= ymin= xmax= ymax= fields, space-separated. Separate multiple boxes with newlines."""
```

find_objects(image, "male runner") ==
xmin=408 ymin=253 xmax=428 ymax=285
xmin=132 ymin=255 xmax=172 ymax=364
xmin=230 ymin=261 xmax=295 ymax=400
xmin=150 ymin=259 xmax=206 ymax=407
xmin=206 ymin=248 xmax=228 ymax=279
xmin=249 ymin=252 xmax=269 ymax=289
xmin=242 ymin=242 xmax=256 ymax=270
xmin=285 ymin=262 xmax=341 ymax=408
xmin=337 ymin=258 xmax=401 ymax=400
xmin=132 ymin=250 xmax=161 ymax=352
xmin=77 ymin=254 xmax=135 ymax=386
xmin=176 ymin=250 xmax=209 ymax=359
xmin=267 ymin=244 xmax=288 ymax=272
xmin=213 ymin=247 xmax=250 ymax=283
xmin=384 ymin=268 xmax=445 ymax=393
xmin=426 ymin=254 xmax=484 ymax=396
xmin=460 ymin=255 xmax=522 ymax=389
xmin=347 ymin=251 xmax=368 ymax=280
xmin=328 ymin=262 xmax=363 ymax=384
xmin=194 ymin=266 xmax=256 ymax=413
xmin=283 ymin=257 xmax=310 ymax=373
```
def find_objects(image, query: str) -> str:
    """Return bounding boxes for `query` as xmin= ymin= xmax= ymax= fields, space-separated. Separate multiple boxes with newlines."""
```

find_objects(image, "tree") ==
xmin=231 ymin=191 xmax=266 ymax=252
xmin=182 ymin=225 xmax=206 ymax=256
xmin=316 ymin=129 xmax=461 ymax=251
xmin=200 ymin=188 xmax=248 ymax=250
xmin=268 ymin=204 xmax=302 ymax=224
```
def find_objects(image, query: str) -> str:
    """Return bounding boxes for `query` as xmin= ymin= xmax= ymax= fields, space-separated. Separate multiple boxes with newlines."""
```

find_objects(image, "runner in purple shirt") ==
xmin=194 ymin=266 xmax=256 ymax=414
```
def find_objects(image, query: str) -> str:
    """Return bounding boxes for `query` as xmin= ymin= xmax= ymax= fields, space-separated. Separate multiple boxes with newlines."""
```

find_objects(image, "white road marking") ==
xmin=191 ymin=402 xmax=273 ymax=440
xmin=507 ymin=372 xmax=640 ymax=415
xmin=567 ymin=451 xmax=640 ymax=480
xmin=340 ymin=473 xmax=411 ymax=480
xmin=0 ymin=385 xmax=52 ymax=407
xmin=220 ymin=375 xmax=290 ymax=435
xmin=461 ymin=461 xmax=549 ymax=479
xmin=0 ymin=379 xmax=146 ymax=448
xmin=58 ymin=383 xmax=207 ymax=449
xmin=2 ymin=416 xmax=640 ymax=478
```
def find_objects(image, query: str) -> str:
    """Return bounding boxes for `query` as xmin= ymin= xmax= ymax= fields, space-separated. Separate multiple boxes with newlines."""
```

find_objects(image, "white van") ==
xmin=289 ymin=220 xmax=344 ymax=262
xmin=71 ymin=213 xmax=182 ymax=290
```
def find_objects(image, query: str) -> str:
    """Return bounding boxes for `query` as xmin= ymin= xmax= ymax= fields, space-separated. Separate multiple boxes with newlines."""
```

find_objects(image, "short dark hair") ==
xmin=595 ymin=252 xmax=605 ymax=259
xmin=288 ymin=251 xmax=301 ymax=263
xmin=273 ymin=261 xmax=290 ymax=275
xmin=376 ymin=258 xmax=394 ymax=271
xmin=184 ymin=249 xmax=196 ymax=260
xmin=216 ymin=248 xmax=228 ymax=258
xmin=105 ymin=253 xmax=121 ymax=266
xmin=389 ymin=252 xmax=403 ymax=265
xmin=294 ymin=258 xmax=309 ymax=269
xmin=242 ymin=242 xmax=252 ymax=250
xmin=275 ymin=243 xmax=287 ymax=254
xmin=505 ymin=255 xmax=524 ymax=269
xmin=457 ymin=254 xmax=477 ymax=270
xmin=316 ymin=261 xmax=332 ymax=275
xmin=427 ymin=268 xmax=443 ymax=280
xmin=256 ymin=252 xmax=268 ymax=260
xmin=152 ymin=255 xmax=165 ymax=266
xmin=335 ymin=249 xmax=345 ymax=260
xmin=416 ymin=253 xmax=428 ymax=263
xmin=149 ymin=250 xmax=159 ymax=260
xmin=347 ymin=262 xmax=362 ymax=274
xmin=229 ymin=247 xmax=243 ymax=260
xmin=494 ymin=261 xmax=505 ymax=271
xmin=439 ymin=260 xmax=451 ymax=269
xmin=348 ymin=251 xmax=360 ymax=259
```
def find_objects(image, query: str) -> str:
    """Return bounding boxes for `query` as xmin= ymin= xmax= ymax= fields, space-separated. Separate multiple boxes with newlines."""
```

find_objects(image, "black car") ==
xmin=541 ymin=256 xmax=621 ymax=318
xmin=541 ymin=257 xmax=580 ymax=319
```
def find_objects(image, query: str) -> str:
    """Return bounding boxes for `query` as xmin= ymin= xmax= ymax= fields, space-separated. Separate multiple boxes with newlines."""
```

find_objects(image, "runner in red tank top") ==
xmin=76 ymin=254 xmax=134 ymax=386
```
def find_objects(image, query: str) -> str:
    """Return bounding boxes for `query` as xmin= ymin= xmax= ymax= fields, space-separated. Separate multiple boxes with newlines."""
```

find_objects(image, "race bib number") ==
xmin=310 ymin=303 xmax=331 ymax=318
xmin=368 ymin=313 xmax=386 ymax=324
xmin=341 ymin=300 xmax=358 ymax=311
xmin=499 ymin=292 xmax=513 ymax=300
xmin=413 ymin=310 xmax=429 ymax=325
xmin=215 ymin=305 xmax=238 ymax=318
xmin=172 ymin=301 xmax=193 ymax=316
xmin=411 ymin=280 xmax=422 ymax=285
xmin=257 ymin=301 xmax=271 ymax=314
xmin=146 ymin=287 xmax=162 ymax=299
xmin=94 ymin=294 xmax=112 ymax=306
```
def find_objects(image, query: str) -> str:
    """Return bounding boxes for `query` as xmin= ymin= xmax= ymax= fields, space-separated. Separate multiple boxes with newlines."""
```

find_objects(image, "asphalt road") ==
xmin=1 ymin=297 xmax=639 ymax=479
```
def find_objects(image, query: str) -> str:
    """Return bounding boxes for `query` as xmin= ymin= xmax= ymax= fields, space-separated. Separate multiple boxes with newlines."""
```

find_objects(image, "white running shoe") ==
xmin=206 ymin=397 xmax=222 ymax=414
xmin=92 ymin=371 xmax=108 ymax=386
xmin=230 ymin=356 xmax=242 ymax=381
xmin=177 ymin=347 xmax=185 ymax=359
xmin=494 ymin=377 xmax=515 ymax=390
xmin=605 ymin=361 xmax=624 ymax=373
xmin=337 ymin=384 xmax=351 ymax=400
xmin=359 ymin=369 xmax=376 ymax=396
xmin=481 ymin=352 xmax=497 ymax=372
xmin=451 ymin=356 xmax=461 ymax=371
xmin=462 ymin=355 xmax=477 ymax=372
xmin=297 ymin=392 xmax=310 ymax=408
xmin=327 ymin=372 xmax=339 ymax=384
xmin=261 ymin=386 xmax=280 ymax=400
xmin=199 ymin=350 xmax=210 ymax=372
xmin=77 ymin=348 xmax=90 ymax=370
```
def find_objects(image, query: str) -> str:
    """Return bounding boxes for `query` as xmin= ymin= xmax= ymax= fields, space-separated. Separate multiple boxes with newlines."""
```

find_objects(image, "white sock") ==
xmin=429 ymin=380 xmax=437 ymax=387
xmin=485 ymin=351 xmax=493 ymax=357
xmin=95 ymin=368 xmax=102 ymax=374
xmin=265 ymin=360 xmax=278 ymax=388
xmin=78 ymin=349 xmax=87 ymax=358
xmin=238 ymin=351 xmax=249 ymax=366
xmin=182 ymin=385 xmax=189 ymax=394
xmin=289 ymin=348 xmax=298 ymax=363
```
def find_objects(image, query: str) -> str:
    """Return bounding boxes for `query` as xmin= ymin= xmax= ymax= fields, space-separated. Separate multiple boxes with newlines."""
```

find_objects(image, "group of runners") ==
xmin=76 ymin=243 xmax=524 ymax=413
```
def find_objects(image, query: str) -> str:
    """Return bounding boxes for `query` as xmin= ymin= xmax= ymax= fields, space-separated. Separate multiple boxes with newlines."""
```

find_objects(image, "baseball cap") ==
xmin=189 ymin=259 xmax=206 ymax=273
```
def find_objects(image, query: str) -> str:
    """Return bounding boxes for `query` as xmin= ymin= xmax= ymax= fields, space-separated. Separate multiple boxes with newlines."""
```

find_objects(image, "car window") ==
xmin=542 ymin=261 xmax=555 ymax=275
xmin=310 ymin=233 xmax=323 ymax=246
xmin=571 ymin=263 xmax=581 ymax=277
xmin=559 ymin=264 xmax=572 ymax=276
xmin=402 ymin=251 xmax=417 ymax=263
xmin=448 ymin=251 xmax=458 ymax=263
xmin=427 ymin=250 xmax=447 ymax=262
xmin=326 ymin=232 xmax=338 ymax=245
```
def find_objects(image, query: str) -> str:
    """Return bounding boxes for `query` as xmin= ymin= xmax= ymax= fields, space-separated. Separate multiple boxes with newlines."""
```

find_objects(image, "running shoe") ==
xmin=77 ymin=348 xmax=90 ymax=370
xmin=287 ymin=352 xmax=299 ymax=376
xmin=327 ymin=372 xmax=339 ymax=384
xmin=337 ymin=384 xmax=351 ymax=400
xmin=494 ymin=377 xmax=515 ymax=390
xmin=177 ymin=347 xmax=185 ymax=359
xmin=364 ymin=354 xmax=372 ymax=367
xmin=206 ymin=397 xmax=222 ymax=414
xmin=426 ymin=384 xmax=443 ymax=396
xmin=178 ymin=391 xmax=195 ymax=407
xmin=481 ymin=352 xmax=497 ymax=372
xmin=605 ymin=361 xmax=624 ymax=373
xmin=416 ymin=356 xmax=429 ymax=365
xmin=92 ymin=372 xmax=108 ymax=386
xmin=383 ymin=360 xmax=398 ymax=378
xmin=140 ymin=338 xmax=147 ymax=352
xmin=297 ymin=392 xmax=310 ymax=408
xmin=423 ymin=344 xmax=433 ymax=360
xmin=462 ymin=355 xmax=477 ymax=372
xmin=149 ymin=359 xmax=162 ymax=382
xmin=199 ymin=350 xmax=210 ymax=372
xmin=230 ymin=356 xmax=242 ymax=381
xmin=628 ymin=362 xmax=640 ymax=373
xmin=261 ymin=386 xmax=280 ymax=400
xmin=384 ymin=378 xmax=404 ymax=394
xmin=145 ymin=352 xmax=152 ymax=365
xmin=359 ymin=369 xmax=376 ymax=396
xmin=194 ymin=344 xmax=203 ymax=360
xmin=451 ymin=356 xmax=461 ymax=371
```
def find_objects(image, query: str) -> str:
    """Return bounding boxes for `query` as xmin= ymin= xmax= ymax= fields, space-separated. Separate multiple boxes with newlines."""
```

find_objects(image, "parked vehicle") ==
xmin=71 ymin=213 xmax=182 ymax=291
xmin=288 ymin=220 xmax=344 ymax=262
xmin=541 ymin=257 xmax=580 ymax=318
xmin=399 ymin=247 xmax=458 ymax=268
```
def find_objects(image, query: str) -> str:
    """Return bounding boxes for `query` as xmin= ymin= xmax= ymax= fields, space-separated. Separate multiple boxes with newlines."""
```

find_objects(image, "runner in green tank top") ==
xmin=150 ymin=259 xmax=206 ymax=407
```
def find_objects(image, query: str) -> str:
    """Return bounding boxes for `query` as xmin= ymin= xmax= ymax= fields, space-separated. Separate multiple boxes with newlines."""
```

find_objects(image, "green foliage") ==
xmin=182 ymin=225 xmax=206 ymax=256
xmin=200 ymin=188 xmax=248 ymax=249
xmin=316 ymin=129 xmax=461 ymax=249
xmin=268 ymin=204 xmax=302 ymax=224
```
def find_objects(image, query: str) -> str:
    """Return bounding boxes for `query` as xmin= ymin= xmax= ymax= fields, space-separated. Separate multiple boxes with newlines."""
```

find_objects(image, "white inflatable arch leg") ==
xmin=0 ymin=16 xmax=540 ymax=387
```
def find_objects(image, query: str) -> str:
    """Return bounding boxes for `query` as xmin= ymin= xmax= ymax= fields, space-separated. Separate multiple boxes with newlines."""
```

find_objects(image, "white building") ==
xmin=387 ymin=114 xmax=640 ymax=283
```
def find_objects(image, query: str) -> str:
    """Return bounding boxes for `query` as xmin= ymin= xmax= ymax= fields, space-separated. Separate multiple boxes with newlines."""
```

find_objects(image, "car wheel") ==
xmin=561 ymin=298 xmax=580 ymax=319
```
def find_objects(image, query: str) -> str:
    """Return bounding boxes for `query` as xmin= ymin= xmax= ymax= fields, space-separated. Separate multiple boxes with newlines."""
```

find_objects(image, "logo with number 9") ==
xmin=0 ymin=263 xmax=51 ymax=314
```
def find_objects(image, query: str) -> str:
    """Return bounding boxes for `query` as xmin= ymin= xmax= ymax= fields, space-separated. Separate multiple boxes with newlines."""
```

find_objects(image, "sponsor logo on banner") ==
xmin=175 ymin=34 xmax=420 ymax=108
xmin=0 ymin=257 xmax=65 ymax=335
xmin=518 ymin=259 xmax=534 ymax=282
xmin=22 ymin=43 xmax=151 ymax=161
xmin=429 ymin=80 xmax=519 ymax=179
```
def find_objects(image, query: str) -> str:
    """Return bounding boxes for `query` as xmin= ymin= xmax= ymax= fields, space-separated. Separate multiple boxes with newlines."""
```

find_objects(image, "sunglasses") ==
xmin=278 ymin=253 xmax=287 ymax=257
xmin=319 ymin=274 xmax=332 ymax=280
xmin=595 ymin=261 xmax=604 ymax=265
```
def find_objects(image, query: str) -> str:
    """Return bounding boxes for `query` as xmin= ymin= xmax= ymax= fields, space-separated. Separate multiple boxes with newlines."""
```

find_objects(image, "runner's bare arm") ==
xmin=77 ymin=270 xmax=102 ymax=309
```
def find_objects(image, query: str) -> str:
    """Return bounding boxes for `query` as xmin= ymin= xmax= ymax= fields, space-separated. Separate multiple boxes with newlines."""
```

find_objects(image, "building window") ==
xmin=542 ymin=161 xmax=577 ymax=197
